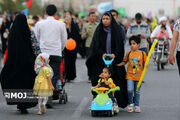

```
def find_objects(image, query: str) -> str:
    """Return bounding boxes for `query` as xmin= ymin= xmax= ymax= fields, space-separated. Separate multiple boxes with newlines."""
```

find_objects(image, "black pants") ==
xmin=49 ymin=55 xmax=61 ymax=87
xmin=176 ymin=51 xmax=180 ymax=75
xmin=48 ymin=55 xmax=61 ymax=105
xmin=1 ymin=37 xmax=7 ymax=54
xmin=86 ymin=47 xmax=92 ymax=80
xmin=86 ymin=47 xmax=90 ymax=58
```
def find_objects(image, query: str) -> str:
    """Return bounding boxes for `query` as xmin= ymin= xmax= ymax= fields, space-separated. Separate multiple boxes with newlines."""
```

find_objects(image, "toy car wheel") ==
xmin=107 ymin=111 xmax=112 ymax=117
xmin=91 ymin=111 xmax=96 ymax=117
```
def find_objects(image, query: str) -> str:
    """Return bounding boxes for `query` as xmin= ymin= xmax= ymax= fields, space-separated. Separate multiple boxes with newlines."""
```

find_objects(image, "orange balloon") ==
xmin=65 ymin=38 xmax=76 ymax=51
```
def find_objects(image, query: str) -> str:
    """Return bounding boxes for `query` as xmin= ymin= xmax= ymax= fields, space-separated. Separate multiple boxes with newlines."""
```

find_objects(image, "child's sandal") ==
xmin=135 ymin=106 xmax=141 ymax=113
xmin=127 ymin=104 xmax=134 ymax=112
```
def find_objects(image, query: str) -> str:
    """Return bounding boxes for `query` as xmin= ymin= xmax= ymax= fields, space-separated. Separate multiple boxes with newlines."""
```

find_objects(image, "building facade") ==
xmin=113 ymin=0 xmax=180 ymax=18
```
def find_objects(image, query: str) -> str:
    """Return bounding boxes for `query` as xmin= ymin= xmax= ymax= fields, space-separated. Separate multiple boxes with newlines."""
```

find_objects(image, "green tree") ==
xmin=29 ymin=0 xmax=43 ymax=15
xmin=0 ymin=0 xmax=18 ymax=14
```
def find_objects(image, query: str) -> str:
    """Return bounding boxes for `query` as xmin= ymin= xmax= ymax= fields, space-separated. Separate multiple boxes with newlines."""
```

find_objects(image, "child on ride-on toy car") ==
xmin=92 ymin=67 xmax=118 ymax=110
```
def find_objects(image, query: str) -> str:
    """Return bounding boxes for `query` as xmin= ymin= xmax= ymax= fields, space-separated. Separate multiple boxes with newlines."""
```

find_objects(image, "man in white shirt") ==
xmin=169 ymin=18 xmax=180 ymax=75
xmin=34 ymin=4 xmax=67 ymax=108
xmin=151 ymin=16 xmax=173 ymax=39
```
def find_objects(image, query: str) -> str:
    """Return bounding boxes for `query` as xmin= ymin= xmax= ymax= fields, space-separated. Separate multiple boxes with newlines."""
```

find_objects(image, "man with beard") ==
xmin=127 ymin=13 xmax=151 ymax=54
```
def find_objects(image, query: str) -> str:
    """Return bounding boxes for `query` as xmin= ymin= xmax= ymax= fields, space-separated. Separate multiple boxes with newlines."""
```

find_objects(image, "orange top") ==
xmin=124 ymin=50 xmax=146 ymax=81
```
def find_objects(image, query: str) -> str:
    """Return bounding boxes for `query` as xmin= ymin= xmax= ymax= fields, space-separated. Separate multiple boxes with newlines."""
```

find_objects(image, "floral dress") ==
xmin=33 ymin=66 xmax=53 ymax=97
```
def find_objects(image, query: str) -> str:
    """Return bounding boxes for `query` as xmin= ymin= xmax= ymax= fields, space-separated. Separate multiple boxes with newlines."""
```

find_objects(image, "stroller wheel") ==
xmin=59 ymin=99 xmax=62 ymax=104
xmin=59 ymin=94 xmax=63 ymax=104
xmin=65 ymin=93 xmax=68 ymax=102
xmin=63 ymin=99 xmax=66 ymax=104
xmin=107 ymin=110 xmax=113 ymax=117
xmin=63 ymin=93 xmax=67 ymax=104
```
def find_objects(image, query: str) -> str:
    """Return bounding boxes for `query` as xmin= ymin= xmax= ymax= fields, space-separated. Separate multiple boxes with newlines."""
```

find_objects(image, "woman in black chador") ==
xmin=1 ymin=17 xmax=11 ymax=55
xmin=86 ymin=11 xmax=128 ymax=108
xmin=64 ymin=15 xmax=81 ymax=82
xmin=0 ymin=14 xmax=37 ymax=114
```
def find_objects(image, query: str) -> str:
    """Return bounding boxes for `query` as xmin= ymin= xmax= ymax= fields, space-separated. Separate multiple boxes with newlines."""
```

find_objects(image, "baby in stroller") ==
xmin=92 ymin=67 xmax=118 ymax=111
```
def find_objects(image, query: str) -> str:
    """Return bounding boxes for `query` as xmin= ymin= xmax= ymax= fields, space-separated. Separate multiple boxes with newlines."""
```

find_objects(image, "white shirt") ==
xmin=173 ymin=19 xmax=180 ymax=52
xmin=150 ymin=24 xmax=173 ymax=39
xmin=34 ymin=16 xmax=67 ymax=56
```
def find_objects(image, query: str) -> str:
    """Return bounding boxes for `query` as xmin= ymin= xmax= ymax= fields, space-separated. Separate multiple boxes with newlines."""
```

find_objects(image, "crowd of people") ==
xmin=0 ymin=4 xmax=179 ymax=115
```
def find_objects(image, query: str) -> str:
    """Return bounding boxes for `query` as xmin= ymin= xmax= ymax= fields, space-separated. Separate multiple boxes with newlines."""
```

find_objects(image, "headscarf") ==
xmin=35 ymin=53 xmax=54 ymax=78
xmin=87 ymin=11 xmax=124 ymax=64
xmin=103 ymin=12 xmax=112 ymax=54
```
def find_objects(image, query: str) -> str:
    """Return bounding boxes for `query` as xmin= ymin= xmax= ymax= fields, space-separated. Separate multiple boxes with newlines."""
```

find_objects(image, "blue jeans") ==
xmin=127 ymin=80 xmax=141 ymax=106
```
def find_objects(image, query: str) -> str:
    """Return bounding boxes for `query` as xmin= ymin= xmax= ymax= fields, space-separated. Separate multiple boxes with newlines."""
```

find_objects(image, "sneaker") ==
xmin=37 ymin=111 xmax=42 ymax=115
xmin=41 ymin=104 xmax=46 ymax=114
xmin=135 ymin=106 xmax=141 ymax=113
xmin=127 ymin=104 xmax=134 ymax=112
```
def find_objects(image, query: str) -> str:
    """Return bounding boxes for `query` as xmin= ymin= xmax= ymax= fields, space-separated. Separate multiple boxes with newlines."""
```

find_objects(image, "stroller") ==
xmin=53 ymin=58 xmax=68 ymax=104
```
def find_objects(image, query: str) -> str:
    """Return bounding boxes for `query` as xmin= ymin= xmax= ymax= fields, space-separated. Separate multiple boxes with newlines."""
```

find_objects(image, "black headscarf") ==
xmin=87 ymin=11 xmax=124 ymax=63
xmin=86 ymin=11 xmax=128 ymax=108
xmin=0 ymin=14 xmax=37 ymax=108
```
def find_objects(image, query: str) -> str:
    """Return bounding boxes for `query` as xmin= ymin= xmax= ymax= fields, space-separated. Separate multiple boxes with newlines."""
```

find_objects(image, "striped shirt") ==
xmin=127 ymin=21 xmax=151 ymax=48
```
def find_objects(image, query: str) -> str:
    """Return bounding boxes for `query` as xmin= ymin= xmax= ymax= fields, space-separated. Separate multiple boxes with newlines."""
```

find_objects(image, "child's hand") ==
xmin=51 ymin=86 xmax=55 ymax=90
xmin=103 ymin=53 xmax=107 ymax=58
xmin=116 ymin=63 xmax=121 ymax=66
xmin=110 ymin=54 xmax=115 ymax=58
xmin=99 ymin=73 xmax=104 ymax=78
xmin=116 ymin=62 xmax=125 ymax=67
xmin=91 ymin=87 xmax=96 ymax=89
